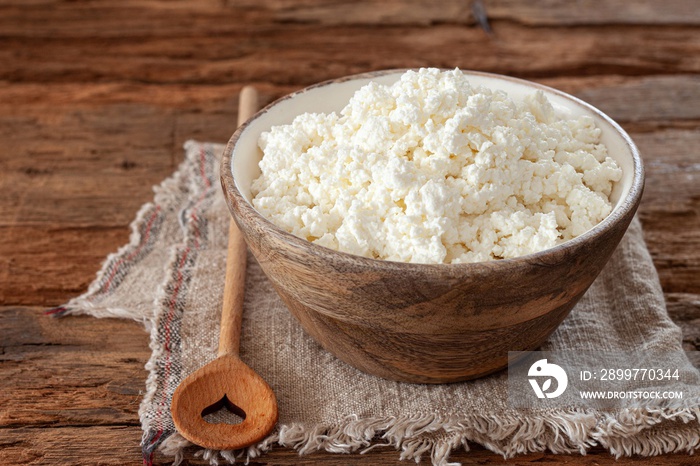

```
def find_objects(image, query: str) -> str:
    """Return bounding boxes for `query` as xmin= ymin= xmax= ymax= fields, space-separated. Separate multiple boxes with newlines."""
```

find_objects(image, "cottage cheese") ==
xmin=251 ymin=68 xmax=622 ymax=264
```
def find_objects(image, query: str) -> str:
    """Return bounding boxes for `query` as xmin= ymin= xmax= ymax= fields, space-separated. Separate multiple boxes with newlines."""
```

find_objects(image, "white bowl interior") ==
xmin=232 ymin=72 xmax=637 ymax=215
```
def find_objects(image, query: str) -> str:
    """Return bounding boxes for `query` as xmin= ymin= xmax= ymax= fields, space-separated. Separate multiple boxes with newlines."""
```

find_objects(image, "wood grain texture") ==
xmin=1 ymin=0 xmax=699 ymax=463
xmin=0 ymin=307 xmax=148 ymax=430
xmin=2 ymin=22 xmax=700 ymax=85
xmin=4 ymin=0 xmax=698 ymax=30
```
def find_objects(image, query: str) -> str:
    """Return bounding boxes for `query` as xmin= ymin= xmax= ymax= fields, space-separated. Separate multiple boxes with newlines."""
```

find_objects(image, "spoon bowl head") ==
xmin=170 ymin=354 xmax=278 ymax=450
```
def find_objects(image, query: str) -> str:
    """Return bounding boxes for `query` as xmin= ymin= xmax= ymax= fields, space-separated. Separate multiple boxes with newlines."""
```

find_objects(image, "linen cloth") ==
xmin=54 ymin=141 xmax=700 ymax=465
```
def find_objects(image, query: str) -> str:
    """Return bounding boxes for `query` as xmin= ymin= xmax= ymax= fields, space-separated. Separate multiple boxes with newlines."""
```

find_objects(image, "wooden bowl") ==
xmin=221 ymin=70 xmax=644 ymax=384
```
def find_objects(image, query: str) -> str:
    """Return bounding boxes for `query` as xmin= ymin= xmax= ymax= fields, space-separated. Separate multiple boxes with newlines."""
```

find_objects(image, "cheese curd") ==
xmin=251 ymin=68 xmax=622 ymax=264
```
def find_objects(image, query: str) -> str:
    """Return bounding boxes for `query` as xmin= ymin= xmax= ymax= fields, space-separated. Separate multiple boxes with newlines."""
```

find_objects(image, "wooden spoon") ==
xmin=170 ymin=86 xmax=278 ymax=450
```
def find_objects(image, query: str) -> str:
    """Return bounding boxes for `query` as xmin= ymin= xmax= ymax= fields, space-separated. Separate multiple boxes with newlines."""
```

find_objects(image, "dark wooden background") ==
xmin=1 ymin=1 xmax=698 ymax=464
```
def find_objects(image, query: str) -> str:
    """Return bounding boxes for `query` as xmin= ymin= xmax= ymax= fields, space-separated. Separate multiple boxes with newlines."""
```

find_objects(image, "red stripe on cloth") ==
xmin=101 ymin=205 xmax=162 ymax=293
xmin=161 ymin=245 xmax=189 ymax=413
xmin=142 ymin=429 xmax=163 ymax=466
xmin=151 ymin=245 xmax=190 ymax=437
xmin=153 ymin=144 xmax=214 ymax=431
xmin=44 ymin=306 xmax=67 ymax=316
xmin=164 ymin=247 xmax=190 ymax=353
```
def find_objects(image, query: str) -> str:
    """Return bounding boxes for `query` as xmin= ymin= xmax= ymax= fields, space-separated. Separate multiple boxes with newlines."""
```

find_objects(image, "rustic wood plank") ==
xmin=0 ymin=307 xmax=148 ymax=428
xmin=3 ymin=0 xmax=698 ymax=29
xmin=0 ymin=1 xmax=258 ymax=38
xmin=632 ymin=129 xmax=700 ymax=295
xmin=574 ymin=76 xmax=700 ymax=124
xmin=487 ymin=0 xmax=700 ymax=26
xmin=232 ymin=0 xmax=473 ymax=27
xmin=240 ymin=0 xmax=700 ymax=26
xmin=0 ymin=426 xmax=144 ymax=466
xmin=2 ymin=76 xmax=700 ymax=129
xmin=0 ymin=227 xmax=127 ymax=305
xmin=0 ymin=104 xmax=176 ymax=226
xmin=1 ymin=23 xmax=699 ymax=85
xmin=0 ymin=82 xmax=288 ymax=110
xmin=262 ymin=0 xmax=700 ymax=26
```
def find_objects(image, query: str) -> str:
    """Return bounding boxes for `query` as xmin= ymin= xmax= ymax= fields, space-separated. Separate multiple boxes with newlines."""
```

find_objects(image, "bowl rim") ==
xmin=221 ymin=68 xmax=645 ymax=271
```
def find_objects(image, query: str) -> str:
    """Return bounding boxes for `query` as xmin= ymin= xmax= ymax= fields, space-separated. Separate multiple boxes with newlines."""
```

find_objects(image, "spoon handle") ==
xmin=218 ymin=86 xmax=259 ymax=357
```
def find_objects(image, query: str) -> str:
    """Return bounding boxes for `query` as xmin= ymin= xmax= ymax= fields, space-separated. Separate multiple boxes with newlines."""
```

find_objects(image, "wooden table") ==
xmin=2 ymin=1 xmax=698 ymax=464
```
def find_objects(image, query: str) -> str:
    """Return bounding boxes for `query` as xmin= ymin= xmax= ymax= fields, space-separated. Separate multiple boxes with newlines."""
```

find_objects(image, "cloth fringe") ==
xmin=156 ymin=402 xmax=699 ymax=465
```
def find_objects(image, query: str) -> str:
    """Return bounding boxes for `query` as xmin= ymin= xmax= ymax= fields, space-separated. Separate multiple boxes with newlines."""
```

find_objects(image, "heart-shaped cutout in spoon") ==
xmin=201 ymin=394 xmax=245 ymax=422
xmin=170 ymin=86 xmax=278 ymax=450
